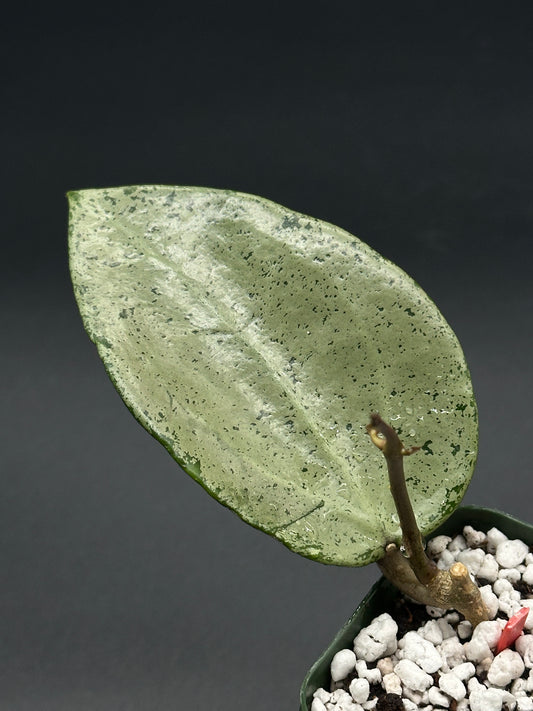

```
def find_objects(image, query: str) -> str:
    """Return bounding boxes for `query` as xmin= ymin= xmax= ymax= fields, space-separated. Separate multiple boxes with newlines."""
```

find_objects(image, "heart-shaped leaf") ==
xmin=68 ymin=186 xmax=477 ymax=566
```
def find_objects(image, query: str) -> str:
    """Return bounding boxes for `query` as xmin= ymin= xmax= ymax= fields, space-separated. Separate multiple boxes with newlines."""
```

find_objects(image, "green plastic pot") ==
xmin=299 ymin=505 xmax=533 ymax=711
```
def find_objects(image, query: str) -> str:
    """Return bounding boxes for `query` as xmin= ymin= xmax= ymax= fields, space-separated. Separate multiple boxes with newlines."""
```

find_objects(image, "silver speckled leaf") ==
xmin=68 ymin=186 xmax=477 ymax=566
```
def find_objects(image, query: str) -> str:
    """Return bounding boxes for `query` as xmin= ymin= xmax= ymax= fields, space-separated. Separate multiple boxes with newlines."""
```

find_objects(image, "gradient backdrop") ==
xmin=3 ymin=4 xmax=533 ymax=710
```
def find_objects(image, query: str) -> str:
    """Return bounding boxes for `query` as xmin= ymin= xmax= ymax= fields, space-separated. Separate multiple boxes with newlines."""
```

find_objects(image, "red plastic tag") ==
xmin=496 ymin=607 xmax=530 ymax=654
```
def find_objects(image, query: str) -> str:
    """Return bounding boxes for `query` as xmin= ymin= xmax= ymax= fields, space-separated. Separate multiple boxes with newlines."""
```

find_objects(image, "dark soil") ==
xmin=515 ymin=579 xmax=533 ymax=597
xmin=390 ymin=594 xmax=432 ymax=638
xmin=375 ymin=693 xmax=404 ymax=710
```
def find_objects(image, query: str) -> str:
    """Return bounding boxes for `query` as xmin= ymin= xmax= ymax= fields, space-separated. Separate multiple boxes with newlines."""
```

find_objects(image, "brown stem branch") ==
xmin=367 ymin=412 xmax=489 ymax=627
xmin=366 ymin=412 xmax=437 ymax=586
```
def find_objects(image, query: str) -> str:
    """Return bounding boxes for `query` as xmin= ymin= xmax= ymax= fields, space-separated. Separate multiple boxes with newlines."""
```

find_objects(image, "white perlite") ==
xmin=463 ymin=525 xmax=487 ymax=548
xmin=469 ymin=685 xmax=512 ymax=711
xmin=456 ymin=547 xmax=485 ymax=576
xmin=428 ymin=684 xmax=451 ymax=707
xmin=486 ymin=527 xmax=508 ymax=553
xmin=348 ymin=677 xmax=369 ymax=704
xmin=517 ymin=635 xmax=533 ymax=668
xmin=397 ymin=630 xmax=443 ymax=672
xmin=464 ymin=619 xmax=505 ymax=662
xmin=353 ymin=613 xmax=397 ymax=662
xmin=354 ymin=659 xmax=381 ymax=684
xmin=478 ymin=553 xmax=500 ymax=583
xmin=479 ymin=584 xmax=499 ymax=619
xmin=329 ymin=689 xmax=353 ymax=707
xmin=382 ymin=672 xmax=402 ymax=695
xmin=394 ymin=659 xmax=433 ymax=691
xmin=311 ymin=698 xmax=327 ymax=711
xmin=496 ymin=539 xmax=529 ymax=569
xmin=450 ymin=661 xmax=475 ymax=681
xmin=523 ymin=565 xmax=533 ymax=586
xmin=312 ymin=688 xmax=330 ymax=705
xmin=439 ymin=671 xmax=467 ymax=700
xmin=487 ymin=648 xmax=525 ymax=686
xmin=330 ymin=649 xmax=356 ymax=682
xmin=317 ymin=524 xmax=533 ymax=710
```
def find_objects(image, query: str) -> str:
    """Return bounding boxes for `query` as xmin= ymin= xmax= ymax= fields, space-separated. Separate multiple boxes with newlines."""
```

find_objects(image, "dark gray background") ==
xmin=3 ymin=3 xmax=533 ymax=709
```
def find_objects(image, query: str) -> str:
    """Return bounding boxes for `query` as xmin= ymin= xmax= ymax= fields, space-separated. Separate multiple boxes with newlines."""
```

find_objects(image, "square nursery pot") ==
xmin=299 ymin=505 xmax=533 ymax=710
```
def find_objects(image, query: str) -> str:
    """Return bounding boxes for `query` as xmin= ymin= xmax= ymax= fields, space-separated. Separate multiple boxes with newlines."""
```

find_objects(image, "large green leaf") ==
xmin=68 ymin=186 xmax=477 ymax=566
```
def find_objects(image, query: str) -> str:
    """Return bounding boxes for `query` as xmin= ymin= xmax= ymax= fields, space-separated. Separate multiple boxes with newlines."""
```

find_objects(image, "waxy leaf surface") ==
xmin=69 ymin=186 xmax=477 ymax=565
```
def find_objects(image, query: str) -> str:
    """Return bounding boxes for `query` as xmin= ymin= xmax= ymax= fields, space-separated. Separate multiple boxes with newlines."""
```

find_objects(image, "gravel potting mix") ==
xmin=311 ymin=525 xmax=533 ymax=711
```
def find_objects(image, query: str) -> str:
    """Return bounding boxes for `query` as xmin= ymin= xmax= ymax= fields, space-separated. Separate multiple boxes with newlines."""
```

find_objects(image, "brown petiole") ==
xmin=367 ymin=413 xmax=489 ymax=627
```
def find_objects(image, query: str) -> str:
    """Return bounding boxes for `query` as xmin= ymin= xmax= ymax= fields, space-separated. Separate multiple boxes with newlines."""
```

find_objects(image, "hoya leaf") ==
xmin=68 ymin=186 xmax=477 ymax=566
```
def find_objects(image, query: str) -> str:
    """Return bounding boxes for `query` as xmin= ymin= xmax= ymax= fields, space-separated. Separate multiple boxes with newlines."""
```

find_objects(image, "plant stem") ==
xmin=366 ymin=413 xmax=437 ymax=586
xmin=367 ymin=413 xmax=489 ymax=627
